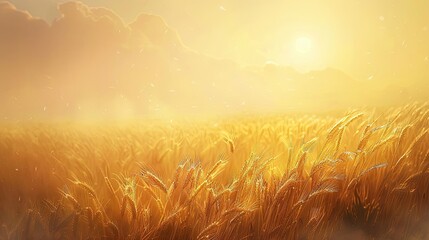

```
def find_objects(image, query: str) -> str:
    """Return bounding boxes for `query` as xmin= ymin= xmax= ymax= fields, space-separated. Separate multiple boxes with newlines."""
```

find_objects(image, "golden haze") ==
xmin=0 ymin=1 xmax=428 ymax=120
xmin=1 ymin=1 xmax=429 ymax=239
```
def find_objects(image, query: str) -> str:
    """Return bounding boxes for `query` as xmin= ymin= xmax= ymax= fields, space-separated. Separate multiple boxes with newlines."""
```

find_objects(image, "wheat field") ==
xmin=1 ymin=103 xmax=429 ymax=240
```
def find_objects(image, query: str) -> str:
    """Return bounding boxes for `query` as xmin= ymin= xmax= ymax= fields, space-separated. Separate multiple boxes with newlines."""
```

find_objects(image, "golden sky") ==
xmin=1 ymin=1 xmax=428 ymax=119
xmin=9 ymin=0 xmax=429 ymax=79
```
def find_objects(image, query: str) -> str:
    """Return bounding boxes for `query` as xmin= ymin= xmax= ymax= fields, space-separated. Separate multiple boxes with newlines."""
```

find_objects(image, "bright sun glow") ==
xmin=282 ymin=36 xmax=321 ymax=71
xmin=295 ymin=37 xmax=313 ymax=54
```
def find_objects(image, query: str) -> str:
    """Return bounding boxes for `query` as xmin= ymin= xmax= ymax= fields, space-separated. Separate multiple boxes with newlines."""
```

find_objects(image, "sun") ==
xmin=280 ymin=35 xmax=323 ymax=71
xmin=294 ymin=36 xmax=313 ymax=54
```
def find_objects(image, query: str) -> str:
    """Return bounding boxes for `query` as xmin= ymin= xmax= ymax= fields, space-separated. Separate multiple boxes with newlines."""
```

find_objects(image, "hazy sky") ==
xmin=1 ymin=1 xmax=428 ymax=119
xmin=7 ymin=0 xmax=429 ymax=81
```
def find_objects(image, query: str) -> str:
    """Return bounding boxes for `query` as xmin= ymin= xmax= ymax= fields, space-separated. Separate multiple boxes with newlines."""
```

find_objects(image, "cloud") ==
xmin=0 ymin=1 xmax=194 ymax=118
xmin=52 ymin=1 xmax=129 ymax=49
xmin=0 ymin=1 xmax=50 ymax=82
xmin=0 ymin=1 xmax=185 ymax=83
xmin=130 ymin=13 xmax=185 ymax=50
xmin=0 ymin=1 xmax=424 ymax=119
xmin=3 ymin=1 xmax=263 ymax=120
